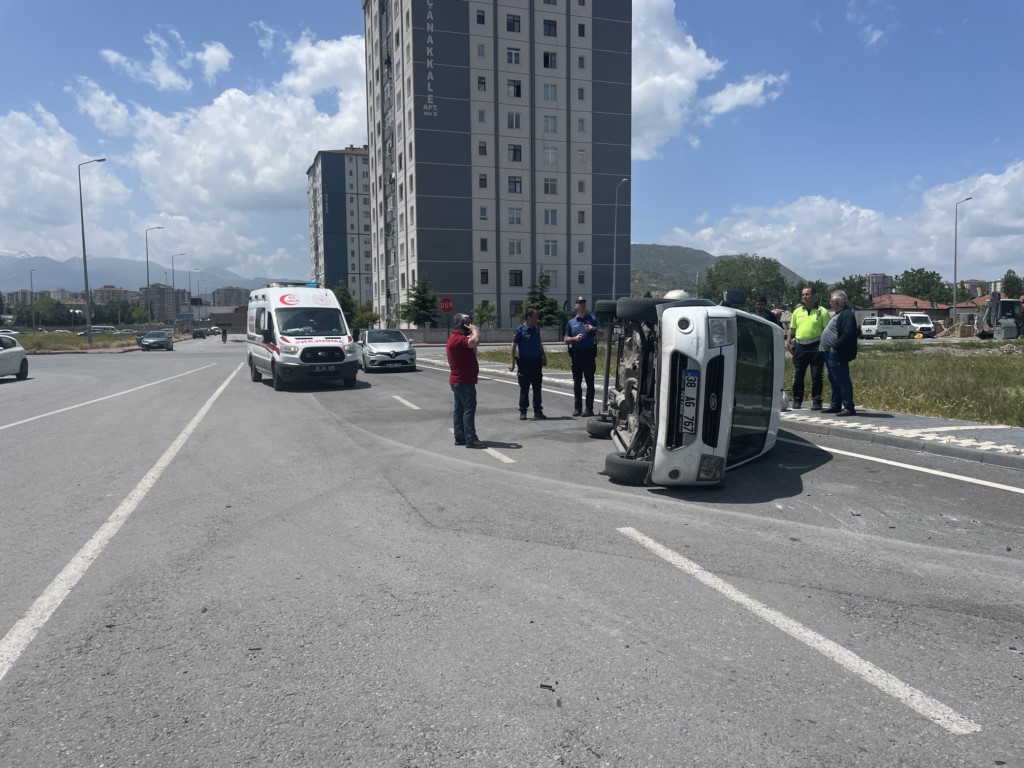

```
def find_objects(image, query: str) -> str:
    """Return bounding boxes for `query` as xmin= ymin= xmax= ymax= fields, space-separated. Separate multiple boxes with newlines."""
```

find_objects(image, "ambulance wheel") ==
xmin=271 ymin=362 xmax=286 ymax=391
xmin=249 ymin=357 xmax=262 ymax=383
xmin=587 ymin=417 xmax=614 ymax=439
xmin=604 ymin=452 xmax=652 ymax=485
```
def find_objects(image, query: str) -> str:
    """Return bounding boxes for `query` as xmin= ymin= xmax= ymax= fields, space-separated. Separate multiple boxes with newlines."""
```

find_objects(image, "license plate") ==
xmin=680 ymin=370 xmax=699 ymax=434
xmin=313 ymin=364 xmax=337 ymax=373
xmin=386 ymin=361 xmax=403 ymax=367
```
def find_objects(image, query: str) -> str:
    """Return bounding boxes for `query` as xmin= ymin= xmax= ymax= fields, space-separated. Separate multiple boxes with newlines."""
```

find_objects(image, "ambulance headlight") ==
xmin=707 ymin=318 xmax=735 ymax=348
xmin=697 ymin=455 xmax=725 ymax=481
xmin=280 ymin=343 xmax=299 ymax=354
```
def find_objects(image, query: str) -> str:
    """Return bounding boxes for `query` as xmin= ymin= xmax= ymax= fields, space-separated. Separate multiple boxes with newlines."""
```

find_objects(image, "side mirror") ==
xmin=261 ymin=329 xmax=273 ymax=344
xmin=357 ymin=340 xmax=364 ymax=346
xmin=721 ymin=290 xmax=745 ymax=307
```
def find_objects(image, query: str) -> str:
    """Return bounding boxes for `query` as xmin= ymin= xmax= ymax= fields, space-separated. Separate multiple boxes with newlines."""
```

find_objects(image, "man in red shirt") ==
xmin=446 ymin=312 xmax=486 ymax=448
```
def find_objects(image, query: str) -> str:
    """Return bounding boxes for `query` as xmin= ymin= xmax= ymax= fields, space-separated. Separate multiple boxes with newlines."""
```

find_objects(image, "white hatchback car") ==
xmin=0 ymin=334 xmax=28 ymax=380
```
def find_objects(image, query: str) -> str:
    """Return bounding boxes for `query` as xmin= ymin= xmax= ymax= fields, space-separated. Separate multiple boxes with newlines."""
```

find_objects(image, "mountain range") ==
xmin=629 ymin=244 xmax=806 ymax=296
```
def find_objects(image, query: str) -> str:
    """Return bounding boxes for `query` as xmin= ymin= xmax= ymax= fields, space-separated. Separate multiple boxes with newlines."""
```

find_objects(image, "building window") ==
xmin=578 ymin=23 xmax=586 ymax=37
xmin=507 ymin=14 xmax=520 ymax=32
xmin=510 ymin=300 xmax=523 ymax=319
xmin=507 ymin=80 xmax=522 ymax=98
xmin=579 ymin=55 xmax=587 ymax=70
xmin=508 ymin=144 xmax=522 ymax=161
xmin=479 ymin=174 xmax=488 ymax=189
xmin=508 ymin=176 xmax=522 ymax=193
xmin=578 ymin=210 xmax=585 ymax=223
xmin=543 ymin=51 xmax=557 ymax=69
xmin=508 ymin=239 xmax=522 ymax=257
xmin=477 ymin=10 xmax=485 ymax=24
xmin=478 ymin=76 xmax=486 ymax=91
xmin=478 ymin=141 xmax=487 ymax=156
xmin=478 ymin=109 xmax=486 ymax=123
xmin=578 ymin=240 xmax=586 ymax=254
xmin=543 ymin=177 xmax=557 ymax=195
xmin=543 ymin=20 xmax=557 ymax=36
xmin=509 ymin=270 xmax=523 ymax=287
xmin=577 ymin=87 xmax=585 ymax=100
xmin=544 ymin=0 xmax=556 ymax=4
xmin=543 ymin=269 xmax=558 ymax=288
xmin=507 ymin=47 xmax=520 ymax=64
xmin=578 ymin=270 xmax=586 ymax=284
xmin=543 ymin=147 xmax=557 ymax=164
xmin=543 ymin=115 xmax=557 ymax=133
xmin=544 ymin=209 xmax=558 ymax=225
xmin=478 ymin=44 xmax=485 ymax=57
xmin=577 ymin=117 xmax=586 ymax=132
xmin=480 ymin=206 xmax=488 ymax=220
xmin=480 ymin=238 xmax=488 ymax=252
xmin=508 ymin=207 xmax=522 ymax=224
xmin=481 ymin=269 xmax=489 ymax=285
xmin=577 ymin=149 xmax=587 ymax=163
xmin=507 ymin=112 xmax=522 ymax=129
xmin=543 ymin=83 xmax=557 ymax=101
xmin=578 ymin=179 xmax=586 ymax=193
xmin=544 ymin=240 xmax=558 ymax=257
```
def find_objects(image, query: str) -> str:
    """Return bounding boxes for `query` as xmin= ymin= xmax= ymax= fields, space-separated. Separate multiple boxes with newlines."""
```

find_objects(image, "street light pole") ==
xmin=197 ymin=280 xmax=206 ymax=321
xmin=78 ymin=157 xmax=106 ymax=344
xmin=29 ymin=269 xmax=35 ymax=330
xmin=171 ymin=253 xmax=184 ymax=324
xmin=145 ymin=225 xmax=164 ymax=324
xmin=188 ymin=268 xmax=199 ymax=324
xmin=953 ymin=196 xmax=972 ymax=326
xmin=612 ymin=178 xmax=628 ymax=301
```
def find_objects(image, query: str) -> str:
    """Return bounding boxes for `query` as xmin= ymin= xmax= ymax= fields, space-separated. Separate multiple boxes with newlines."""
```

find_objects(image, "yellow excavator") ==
xmin=975 ymin=292 xmax=1024 ymax=340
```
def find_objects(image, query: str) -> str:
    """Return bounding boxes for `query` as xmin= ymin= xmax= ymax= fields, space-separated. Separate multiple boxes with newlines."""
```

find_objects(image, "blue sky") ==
xmin=1 ymin=0 xmax=1021 ymax=290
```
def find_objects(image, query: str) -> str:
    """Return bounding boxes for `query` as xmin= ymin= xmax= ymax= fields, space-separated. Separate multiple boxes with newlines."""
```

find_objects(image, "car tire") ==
xmin=586 ymin=417 xmax=614 ymax=439
xmin=271 ymin=363 xmax=286 ymax=391
xmin=249 ymin=357 xmax=262 ymax=383
xmin=878 ymin=332 xmax=887 ymax=340
xmin=604 ymin=452 xmax=652 ymax=485
xmin=594 ymin=299 xmax=617 ymax=321
xmin=615 ymin=297 xmax=666 ymax=324
xmin=16 ymin=359 xmax=28 ymax=380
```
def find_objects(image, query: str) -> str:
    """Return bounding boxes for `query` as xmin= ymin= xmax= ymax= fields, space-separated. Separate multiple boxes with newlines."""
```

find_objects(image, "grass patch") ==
xmin=18 ymin=331 xmax=163 ymax=353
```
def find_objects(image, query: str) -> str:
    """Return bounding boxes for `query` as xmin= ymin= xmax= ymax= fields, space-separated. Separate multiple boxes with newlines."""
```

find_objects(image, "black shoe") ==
xmin=820 ymin=406 xmax=841 ymax=414
xmin=572 ymin=409 xmax=582 ymax=417
xmin=835 ymin=409 xmax=857 ymax=417
xmin=533 ymin=411 xmax=547 ymax=420
xmin=454 ymin=440 xmax=466 ymax=446
xmin=465 ymin=440 xmax=487 ymax=449
xmin=810 ymin=401 xmax=822 ymax=411
xmin=792 ymin=401 xmax=802 ymax=409
xmin=520 ymin=411 xmax=527 ymax=420
xmin=582 ymin=409 xmax=594 ymax=417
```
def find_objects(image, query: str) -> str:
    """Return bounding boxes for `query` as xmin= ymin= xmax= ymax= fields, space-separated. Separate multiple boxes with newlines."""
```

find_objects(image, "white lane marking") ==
xmin=446 ymin=427 xmax=516 ymax=463
xmin=0 ymin=363 xmax=243 ymax=685
xmin=618 ymin=527 xmax=982 ymax=736
xmin=418 ymin=362 xmax=577 ymax=398
xmin=0 ymin=364 xmax=218 ymax=433
xmin=392 ymin=395 xmax=421 ymax=410
xmin=779 ymin=437 xmax=1024 ymax=496
xmin=902 ymin=424 xmax=1011 ymax=433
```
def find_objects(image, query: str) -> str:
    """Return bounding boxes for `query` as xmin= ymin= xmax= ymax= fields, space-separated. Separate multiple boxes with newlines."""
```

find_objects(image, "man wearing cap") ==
xmin=785 ymin=285 xmax=830 ymax=410
xmin=509 ymin=307 xmax=547 ymax=420
xmin=753 ymin=296 xmax=782 ymax=327
xmin=564 ymin=297 xmax=604 ymax=417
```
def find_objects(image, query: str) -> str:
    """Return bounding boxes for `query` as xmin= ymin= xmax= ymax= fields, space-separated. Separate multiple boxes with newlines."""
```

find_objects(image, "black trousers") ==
xmin=570 ymin=347 xmax=598 ymax=410
xmin=791 ymin=342 xmax=824 ymax=403
xmin=517 ymin=356 xmax=544 ymax=412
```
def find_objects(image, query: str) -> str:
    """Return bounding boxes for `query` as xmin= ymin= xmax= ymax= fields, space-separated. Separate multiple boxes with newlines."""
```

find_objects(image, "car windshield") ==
xmin=144 ymin=332 xmax=167 ymax=340
xmin=727 ymin=316 xmax=777 ymax=466
xmin=276 ymin=308 xmax=347 ymax=337
xmin=366 ymin=330 xmax=407 ymax=344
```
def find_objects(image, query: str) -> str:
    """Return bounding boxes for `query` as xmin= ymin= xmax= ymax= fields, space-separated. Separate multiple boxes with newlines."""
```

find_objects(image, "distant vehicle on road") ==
xmin=139 ymin=331 xmax=174 ymax=351
xmin=77 ymin=325 xmax=117 ymax=337
xmin=900 ymin=313 xmax=935 ymax=338
xmin=358 ymin=329 xmax=416 ymax=372
xmin=0 ymin=329 xmax=20 ymax=336
xmin=0 ymin=334 xmax=28 ymax=380
xmin=192 ymin=328 xmax=208 ymax=339
xmin=860 ymin=316 xmax=912 ymax=340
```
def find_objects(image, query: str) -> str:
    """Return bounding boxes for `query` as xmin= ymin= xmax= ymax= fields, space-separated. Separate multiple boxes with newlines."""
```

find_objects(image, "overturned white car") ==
xmin=590 ymin=291 xmax=786 ymax=486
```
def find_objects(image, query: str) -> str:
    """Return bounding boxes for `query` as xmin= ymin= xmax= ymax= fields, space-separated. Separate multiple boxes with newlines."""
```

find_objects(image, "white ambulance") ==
xmin=246 ymin=282 xmax=359 ymax=390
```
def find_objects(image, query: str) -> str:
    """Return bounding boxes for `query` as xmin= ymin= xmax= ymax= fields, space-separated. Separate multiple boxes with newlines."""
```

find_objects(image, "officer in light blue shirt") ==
xmin=563 ymin=297 xmax=603 ymax=417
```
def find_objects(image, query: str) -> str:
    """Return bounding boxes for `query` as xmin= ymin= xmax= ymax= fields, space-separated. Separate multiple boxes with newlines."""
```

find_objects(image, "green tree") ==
xmin=893 ymin=268 xmax=950 ymax=304
xmin=472 ymin=300 xmax=497 ymax=329
xmin=351 ymin=300 xmax=380 ymax=332
xmin=398 ymin=277 xmax=440 ymax=328
xmin=524 ymin=272 xmax=566 ymax=328
xmin=700 ymin=254 xmax=788 ymax=311
xmin=1001 ymin=269 xmax=1022 ymax=300
xmin=332 ymin=281 xmax=358 ymax=322
xmin=783 ymin=280 xmax=829 ymax=310
xmin=829 ymin=275 xmax=872 ymax=307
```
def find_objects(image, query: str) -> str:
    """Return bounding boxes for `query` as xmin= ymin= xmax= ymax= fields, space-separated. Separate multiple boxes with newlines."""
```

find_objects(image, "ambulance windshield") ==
xmin=276 ymin=308 xmax=347 ymax=337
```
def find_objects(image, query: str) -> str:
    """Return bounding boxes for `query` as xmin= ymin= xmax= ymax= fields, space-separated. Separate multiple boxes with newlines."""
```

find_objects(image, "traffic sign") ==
xmin=439 ymin=296 xmax=454 ymax=314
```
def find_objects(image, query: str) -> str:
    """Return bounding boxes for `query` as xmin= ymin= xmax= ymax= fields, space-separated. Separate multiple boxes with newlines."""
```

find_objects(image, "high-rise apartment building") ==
xmin=362 ymin=0 xmax=631 ymax=327
xmin=307 ymin=147 xmax=373 ymax=302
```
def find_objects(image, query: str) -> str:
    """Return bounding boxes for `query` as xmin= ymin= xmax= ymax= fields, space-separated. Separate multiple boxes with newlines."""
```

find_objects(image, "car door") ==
xmin=0 ymin=336 xmax=17 ymax=375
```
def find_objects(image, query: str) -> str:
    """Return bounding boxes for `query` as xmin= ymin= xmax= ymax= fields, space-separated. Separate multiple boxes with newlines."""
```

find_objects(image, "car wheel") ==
xmin=271 ymin=362 xmax=286 ymax=391
xmin=604 ymin=452 xmax=652 ymax=485
xmin=16 ymin=359 xmax=28 ymax=380
xmin=586 ymin=416 xmax=614 ymax=439
xmin=249 ymin=357 xmax=263 ymax=382
xmin=878 ymin=332 xmax=887 ymax=340
xmin=616 ymin=297 xmax=666 ymax=324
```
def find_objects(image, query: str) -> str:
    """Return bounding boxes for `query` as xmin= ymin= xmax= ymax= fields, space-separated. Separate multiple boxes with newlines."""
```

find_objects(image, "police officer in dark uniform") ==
xmin=508 ymin=307 xmax=547 ymax=420
xmin=564 ymin=297 xmax=603 ymax=417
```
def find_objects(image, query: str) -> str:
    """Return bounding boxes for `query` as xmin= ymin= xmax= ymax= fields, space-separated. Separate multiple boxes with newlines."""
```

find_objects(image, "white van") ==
xmin=246 ymin=282 xmax=359 ymax=390
xmin=860 ymin=315 xmax=912 ymax=339
xmin=900 ymin=312 xmax=936 ymax=338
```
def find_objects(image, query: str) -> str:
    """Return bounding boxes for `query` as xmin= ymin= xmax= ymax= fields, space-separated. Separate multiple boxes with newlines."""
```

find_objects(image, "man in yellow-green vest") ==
xmin=785 ymin=285 xmax=830 ymax=409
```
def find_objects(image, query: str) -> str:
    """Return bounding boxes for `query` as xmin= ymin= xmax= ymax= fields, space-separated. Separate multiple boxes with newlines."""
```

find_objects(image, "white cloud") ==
xmin=251 ymin=21 xmax=278 ymax=57
xmin=65 ymin=77 xmax=131 ymax=136
xmin=662 ymin=161 xmax=1024 ymax=282
xmin=631 ymin=0 xmax=788 ymax=159
xmin=192 ymin=42 xmax=233 ymax=86
xmin=101 ymin=31 xmax=193 ymax=92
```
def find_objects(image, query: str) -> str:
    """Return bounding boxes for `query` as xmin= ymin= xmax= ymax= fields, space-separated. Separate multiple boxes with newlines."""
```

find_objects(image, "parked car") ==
xmin=192 ymin=328 xmax=208 ymax=339
xmin=594 ymin=291 xmax=785 ymax=486
xmin=900 ymin=313 xmax=936 ymax=338
xmin=139 ymin=331 xmax=174 ymax=351
xmin=77 ymin=325 xmax=117 ymax=337
xmin=860 ymin=315 xmax=912 ymax=339
xmin=0 ymin=334 xmax=28 ymax=380
xmin=0 ymin=329 xmax=19 ymax=335
xmin=358 ymin=329 xmax=417 ymax=372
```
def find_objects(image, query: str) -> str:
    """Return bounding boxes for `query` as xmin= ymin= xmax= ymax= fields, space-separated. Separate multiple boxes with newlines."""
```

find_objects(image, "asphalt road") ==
xmin=1 ymin=338 xmax=1021 ymax=767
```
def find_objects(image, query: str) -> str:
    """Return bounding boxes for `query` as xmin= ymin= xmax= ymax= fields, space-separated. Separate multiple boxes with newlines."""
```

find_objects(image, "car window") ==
xmin=367 ymin=331 xmax=408 ymax=343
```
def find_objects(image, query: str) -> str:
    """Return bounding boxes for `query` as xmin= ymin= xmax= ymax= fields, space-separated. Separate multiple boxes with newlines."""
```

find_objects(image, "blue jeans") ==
xmin=825 ymin=352 xmax=854 ymax=411
xmin=451 ymin=384 xmax=478 ymax=444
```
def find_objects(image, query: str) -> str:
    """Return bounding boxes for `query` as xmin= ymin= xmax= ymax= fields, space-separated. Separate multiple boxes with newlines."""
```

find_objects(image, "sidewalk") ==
xmin=419 ymin=349 xmax=1024 ymax=471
